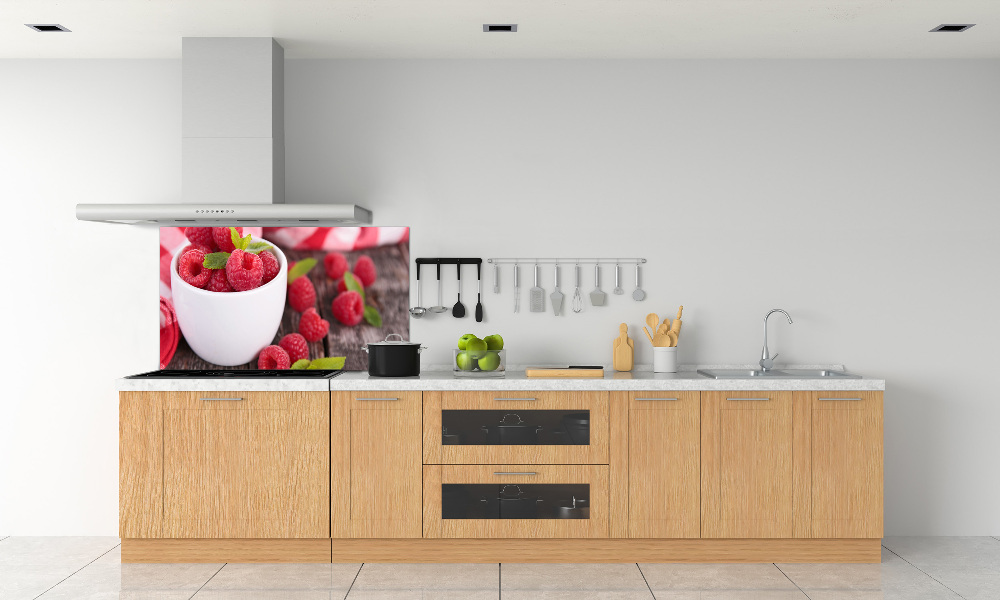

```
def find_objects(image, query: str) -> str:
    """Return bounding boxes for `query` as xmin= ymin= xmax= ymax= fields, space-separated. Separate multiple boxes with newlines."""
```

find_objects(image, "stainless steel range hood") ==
xmin=76 ymin=37 xmax=372 ymax=226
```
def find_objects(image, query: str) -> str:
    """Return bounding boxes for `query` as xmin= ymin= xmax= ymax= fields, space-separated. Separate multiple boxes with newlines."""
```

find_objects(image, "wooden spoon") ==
xmin=667 ymin=331 xmax=679 ymax=347
xmin=643 ymin=326 xmax=655 ymax=346
xmin=645 ymin=313 xmax=659 ymax=334
xmin=653 ymin=323 xmax=670 ymax=347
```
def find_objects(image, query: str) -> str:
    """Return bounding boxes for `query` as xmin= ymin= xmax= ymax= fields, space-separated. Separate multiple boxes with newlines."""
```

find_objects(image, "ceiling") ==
xmin=3 ymin=0 xmax=997 ymax=59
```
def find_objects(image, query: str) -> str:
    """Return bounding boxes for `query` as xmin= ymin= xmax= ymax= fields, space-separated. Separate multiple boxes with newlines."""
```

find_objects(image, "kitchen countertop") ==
xmin=117 ymin=365 xmax=884 ymax=392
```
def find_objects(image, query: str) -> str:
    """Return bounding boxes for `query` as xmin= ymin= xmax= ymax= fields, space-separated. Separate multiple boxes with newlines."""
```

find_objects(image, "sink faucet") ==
xmin=760 ymin=309 xmax=793 ymax=372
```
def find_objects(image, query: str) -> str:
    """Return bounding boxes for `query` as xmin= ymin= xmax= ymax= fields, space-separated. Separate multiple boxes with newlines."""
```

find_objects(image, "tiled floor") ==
xmin=0 ymin=537 xmax=998 ymax=599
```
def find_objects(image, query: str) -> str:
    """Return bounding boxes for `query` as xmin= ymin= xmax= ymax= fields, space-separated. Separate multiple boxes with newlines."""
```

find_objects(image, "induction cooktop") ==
xmin=127 ymin=369 xmax=344 ymax=379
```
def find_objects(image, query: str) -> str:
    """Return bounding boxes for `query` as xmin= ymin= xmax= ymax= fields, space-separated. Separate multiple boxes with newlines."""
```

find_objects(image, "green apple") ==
xmin=455 ymin=351 xmax=476 ymax=371
xmin=457 ymin=334 xmax=478 ymax=351
xmin=465 ymin=337 xmax=488 ymax=359
xmin=478 ymin=351 xmax=501 ymax=371
xmin=483 ymin=334 xmax=504 ymax=351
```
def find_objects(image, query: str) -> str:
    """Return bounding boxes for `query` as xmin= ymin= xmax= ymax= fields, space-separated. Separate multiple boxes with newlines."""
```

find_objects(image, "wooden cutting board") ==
xmin=525 ymin=367 xmax=605 ymax=378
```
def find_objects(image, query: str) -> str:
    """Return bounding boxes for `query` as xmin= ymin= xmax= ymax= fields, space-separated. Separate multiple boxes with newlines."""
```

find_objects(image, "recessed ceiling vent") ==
xmin=25 ymin=24 xmax=71 ymax=32
xmin=930 ymin=24 xmax=975 ymax=32
xmin=483 ymin=24 xmax=517 ymax=32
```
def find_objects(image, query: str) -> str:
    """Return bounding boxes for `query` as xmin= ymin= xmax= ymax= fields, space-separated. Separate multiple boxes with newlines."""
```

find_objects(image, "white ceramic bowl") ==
xmin=169 ymin=239 xmax=287 ymax=366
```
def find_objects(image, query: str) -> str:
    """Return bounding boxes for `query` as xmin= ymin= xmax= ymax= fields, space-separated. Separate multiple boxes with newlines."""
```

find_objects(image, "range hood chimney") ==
xmin=76 ymin=37 xmax=373 ymax=226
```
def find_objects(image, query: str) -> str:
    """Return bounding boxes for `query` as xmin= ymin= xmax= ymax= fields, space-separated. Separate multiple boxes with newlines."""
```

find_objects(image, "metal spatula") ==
xmin=589 ymin=264 xmax=607 ymax=306
xmin=550 ymin=265 xmax=565 ymax=316
xmin=529 ymin=264 xmax=545 ymax=312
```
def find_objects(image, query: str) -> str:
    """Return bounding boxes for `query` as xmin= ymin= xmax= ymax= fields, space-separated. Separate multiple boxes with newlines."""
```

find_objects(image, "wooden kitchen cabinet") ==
xmin=331 ymin=391 xmax=422 ymax=538
xmin=147 ymin=391 xmax=329 ymax=539
xmin=620 ymin=391 xmax=700 ymax=538
xmin=701 ymin=391 xmax=794 ymax=538
xmin=797 ymin=391 xmax=883 ymax=538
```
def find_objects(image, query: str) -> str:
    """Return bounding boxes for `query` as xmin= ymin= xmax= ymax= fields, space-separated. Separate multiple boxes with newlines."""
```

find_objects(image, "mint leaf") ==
xmin=203 ymin=252 xmax=231 ymax=269
xmin=290 ymin=359 xmax=311 ymax=370
xmin=308 ymin=357 xmax=346 ymax=370
xmin=343 ymin=271 xmax=365 ymax=301
xmin=287 ymin=258 xmax=317 ymax=284
xmin=245 ymin=241 xmax=273 ymax=255
xmin=363 ymin=305 xmax=382 ymax=327
xmin=229 ymin=227 xmax=242 ymax=249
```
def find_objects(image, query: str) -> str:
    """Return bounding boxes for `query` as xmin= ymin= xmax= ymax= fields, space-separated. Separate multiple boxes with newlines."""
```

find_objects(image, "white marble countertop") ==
xmin=117 ymin=365 xmax=884 ymax=392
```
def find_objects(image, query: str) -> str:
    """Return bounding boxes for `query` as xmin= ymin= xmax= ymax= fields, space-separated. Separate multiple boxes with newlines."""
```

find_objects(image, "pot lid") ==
xmin=366 ymin=333 xmax=421 ymax=347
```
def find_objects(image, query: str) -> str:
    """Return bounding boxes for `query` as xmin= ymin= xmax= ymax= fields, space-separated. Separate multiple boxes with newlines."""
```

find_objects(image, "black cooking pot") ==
xmin=362 ymin=334 xmax=425 ymax=377
xmin=482 ymin=413 xmax=543 ymax=445
xmin=498 ymin=484 xmax=542 ymax=519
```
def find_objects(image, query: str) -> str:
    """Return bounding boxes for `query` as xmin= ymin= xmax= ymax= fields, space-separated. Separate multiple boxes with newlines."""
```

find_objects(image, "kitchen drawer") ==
xmin=423 ymin=391 xmax=609 ymax=465
xmin=160 ymin=391 xmax=307 ymax=410
xmin=423 ymin=464 xmax=609 ymax=538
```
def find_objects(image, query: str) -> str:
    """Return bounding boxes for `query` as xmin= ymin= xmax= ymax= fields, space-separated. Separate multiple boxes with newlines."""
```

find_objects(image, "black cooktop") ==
xmin=127 ymin=369 xmax=344 ymax=379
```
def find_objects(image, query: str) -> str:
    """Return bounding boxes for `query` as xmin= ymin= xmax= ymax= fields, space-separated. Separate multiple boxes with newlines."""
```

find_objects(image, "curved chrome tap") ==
xmin=760 ymin=309 xmax=793 ymax=372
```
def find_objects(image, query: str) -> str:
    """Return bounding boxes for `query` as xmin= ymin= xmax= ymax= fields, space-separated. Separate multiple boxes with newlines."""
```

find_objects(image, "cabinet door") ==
xmin=120 ymin=392 xmax=163 ymax=538
xmin=805 ymin=391 xmax=883 ymax=538
xmin=423 ymin=391 xmax=609 ymax=465
xmin=423 ymin=464 xmax=609 ymax=539
xmin=331 ymin=391 xmax=422 ymax=538
xmin=627 ymin=392 xmax=700 ymax=538
xmin=161 ymin=391 xmax=329 ymax=539
xmin=702 ymin=391 xmax=793 ymax=538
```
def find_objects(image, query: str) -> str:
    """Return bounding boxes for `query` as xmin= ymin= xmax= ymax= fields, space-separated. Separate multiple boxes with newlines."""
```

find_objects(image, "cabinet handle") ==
xmin=636 ymin=397 xmax=678 ymax=401
xmin=819 ymin=397 xmax=863 ymax=402
xmin=493 ymin=472 xmax=537 ymax=476
xmin=727 ymin=397 xmax=770 ymax=402
xmin=200 ymin=397 xmax=243 ymax=402
xmin=494 ymin=397 xmax=537 ymax=402
xmin=356 ymin=397 xmax=400 ymax=401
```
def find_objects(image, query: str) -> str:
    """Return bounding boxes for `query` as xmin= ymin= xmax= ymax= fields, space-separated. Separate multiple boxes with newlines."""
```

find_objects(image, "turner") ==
xmin=529 ymin=264 xmax=545 ymax=312
xmin=550 ymin=265 xmax=565 ymax=316
xmin=589 ymin=264 xmax=607 ymax=306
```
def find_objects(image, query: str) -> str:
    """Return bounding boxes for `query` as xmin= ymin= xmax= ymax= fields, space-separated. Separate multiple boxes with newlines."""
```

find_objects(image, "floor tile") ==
xmin=883 ymin=536 xmax=1000 ymax=570
xmin=776 ymin=562 xmax=884 ymax=590
xmin=203 ymin=562 xmax=360 ymax=592
xmin=0 ymin=536 xmax=120 ymax=568
xmin=500 ymin=562 xmax=652 ymax=599
xmin=121 ymin=561 xmax=224 ymax=591
xmin=195 ymin=592 xmax=335 ymax=599
xmin=347 ymin=563 xmax=499 ymax=599
xmin=638 ymin=563 xmax=798 ymax=592
xmin=0 ymin=564 xmax=82 ymax=600
xmin=696 ymin=593 xmax=809 ymax=600
xmin=917 ymin=566 xmax=1000 ymax=600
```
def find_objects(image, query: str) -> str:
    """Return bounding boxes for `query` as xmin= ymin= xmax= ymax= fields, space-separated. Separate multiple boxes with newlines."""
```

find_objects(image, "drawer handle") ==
xmin=819 ymin=397 xmax=863 ymax=402
xmin=494 ymin=397 xmax=537 ymax=402
xmin=727 ymin=397 xmax=770 ymax=402
xmin=356 ymin=397 xmax=400 ymax=401
xmin=493 ymin=472 xmax=537 ymax=476
xmin=200 ymin=397 xmax=243 ymax=402
xmin=636 ymin=397 xmax=678 ymax=401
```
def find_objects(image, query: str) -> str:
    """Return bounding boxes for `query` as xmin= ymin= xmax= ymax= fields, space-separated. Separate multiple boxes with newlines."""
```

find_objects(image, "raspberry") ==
xmin=337 ymin=276 xmax=364 ymax=294
xmin=278 ymin=333 xmax=309 ymax=364
xmin=184 ymin=227 xmax=215 ymax=250
xmin=324 ymin=252 xmax=348 ymax=279
xmin=288 ymin=276 xmax=317 ymax=312
xmin=225 ymin=249 xmax=263 ymax=291
xmin=353 ymin=255 xmax=377 ymax=287
xmin=212 ymin=226 xmax=244 ymax=253
xmin=332 ymin=290 xmax=365 ymax=326
xmin=299 ymin=308 xmax=329 ymax=342
xmin=257 ymin=345 xmax=291 ymax=369
xmin=177 ymin=248 xmax=211 ymax=288
xmin=205 ymin=268 xmax=232 ymax=293
xmin=260 ymin=250 xmax=280 ymax=284
xmin=191 ymin=244 xmax=214 ymax=255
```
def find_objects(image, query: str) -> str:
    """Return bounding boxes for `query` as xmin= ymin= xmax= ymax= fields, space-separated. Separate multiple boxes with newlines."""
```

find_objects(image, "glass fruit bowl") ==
xmin=454 ymin=349 xmax=505 ymax=378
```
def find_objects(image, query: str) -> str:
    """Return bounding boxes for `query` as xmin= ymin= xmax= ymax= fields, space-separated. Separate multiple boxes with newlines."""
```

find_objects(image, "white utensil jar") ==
xmin=653 ymin=347 xmax=678 ymax=373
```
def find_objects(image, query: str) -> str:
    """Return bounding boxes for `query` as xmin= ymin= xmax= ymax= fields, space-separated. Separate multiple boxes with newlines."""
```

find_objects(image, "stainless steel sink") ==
xmin=697 ymin=369 xmax=861 ymax=379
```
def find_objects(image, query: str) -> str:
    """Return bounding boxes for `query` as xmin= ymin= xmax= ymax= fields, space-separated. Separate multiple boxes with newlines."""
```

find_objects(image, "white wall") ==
xmin=1 ymin=59 xmax=998 ymax=536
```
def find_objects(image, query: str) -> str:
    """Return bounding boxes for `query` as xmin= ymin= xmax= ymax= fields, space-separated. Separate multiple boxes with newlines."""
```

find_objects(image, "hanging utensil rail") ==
xmin=487 ymin=258 xmax=646 ymax=265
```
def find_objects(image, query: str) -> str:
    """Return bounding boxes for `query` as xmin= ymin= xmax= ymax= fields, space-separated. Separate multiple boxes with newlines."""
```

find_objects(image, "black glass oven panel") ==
xmin=441 ymin=483 xmax=590 ymax=520
xmin=441 ymin=410 xmax=590 ymax=446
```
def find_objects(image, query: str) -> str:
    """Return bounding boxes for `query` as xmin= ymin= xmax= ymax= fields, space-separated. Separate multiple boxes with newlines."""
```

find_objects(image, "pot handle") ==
xmin=418 ymin=346 xmax=427 ymax=354
xmin=361 ymin=344 xmax=369 ymax=353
